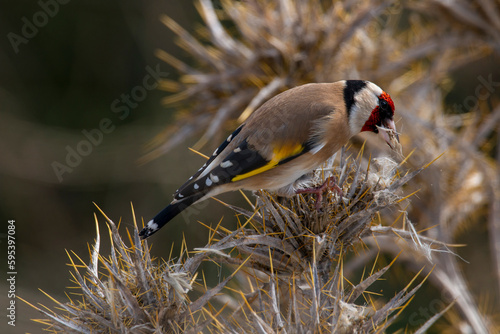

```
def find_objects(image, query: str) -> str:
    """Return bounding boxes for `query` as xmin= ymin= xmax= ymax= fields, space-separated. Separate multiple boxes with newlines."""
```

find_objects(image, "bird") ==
xmin=140 ymin=80 xmax=399 ymax=239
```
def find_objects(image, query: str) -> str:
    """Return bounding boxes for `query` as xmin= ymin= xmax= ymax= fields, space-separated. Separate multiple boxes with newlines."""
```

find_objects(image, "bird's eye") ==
xmin=378 ymin=98 xmax=392 ymax=118
xmin=379 ymin=99 xmax=389 ymax=110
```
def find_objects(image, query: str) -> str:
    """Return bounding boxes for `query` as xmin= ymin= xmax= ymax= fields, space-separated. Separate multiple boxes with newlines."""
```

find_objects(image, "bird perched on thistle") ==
xmin=140 ymin=80 xmax=400 ymax=238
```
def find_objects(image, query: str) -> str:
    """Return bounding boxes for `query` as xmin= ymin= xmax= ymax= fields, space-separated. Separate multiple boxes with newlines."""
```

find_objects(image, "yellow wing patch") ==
xmin=231 ymin=143 xmax=304 ymax=182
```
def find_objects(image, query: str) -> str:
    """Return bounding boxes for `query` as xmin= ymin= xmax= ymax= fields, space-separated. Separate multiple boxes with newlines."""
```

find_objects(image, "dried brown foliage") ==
xmin=25 ymin=152 xmax=454 ymax=333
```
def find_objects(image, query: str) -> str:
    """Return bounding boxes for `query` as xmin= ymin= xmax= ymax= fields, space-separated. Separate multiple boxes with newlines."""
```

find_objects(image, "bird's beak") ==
xmin=378 ymin=119 xmax=399 ymax=150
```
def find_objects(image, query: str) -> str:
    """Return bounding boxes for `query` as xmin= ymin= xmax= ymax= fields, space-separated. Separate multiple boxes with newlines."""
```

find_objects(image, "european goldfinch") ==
xmin=140 ymin=80 xmax=399 ymax=238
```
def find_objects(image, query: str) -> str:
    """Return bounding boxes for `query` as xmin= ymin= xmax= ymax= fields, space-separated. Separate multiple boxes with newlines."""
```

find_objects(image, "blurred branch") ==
xmin=490 ymin=122 xmax=500 ymax=300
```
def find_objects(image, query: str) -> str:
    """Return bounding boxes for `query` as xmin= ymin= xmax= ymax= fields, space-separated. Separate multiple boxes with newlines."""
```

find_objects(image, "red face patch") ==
xmin=361 ymin=91 xmax=394 ymax=133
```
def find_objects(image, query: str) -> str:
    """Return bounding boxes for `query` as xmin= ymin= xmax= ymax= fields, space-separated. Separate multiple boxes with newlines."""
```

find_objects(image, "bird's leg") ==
xmin=296 ymin=176 xmax=343 ymax=210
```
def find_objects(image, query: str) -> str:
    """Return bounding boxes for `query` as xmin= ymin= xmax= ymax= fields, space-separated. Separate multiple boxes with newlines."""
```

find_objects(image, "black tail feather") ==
xmin=139 ymin=193 xmax=205 ymax=239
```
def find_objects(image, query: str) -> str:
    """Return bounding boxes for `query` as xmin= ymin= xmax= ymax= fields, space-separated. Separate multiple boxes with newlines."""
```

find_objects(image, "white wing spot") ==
xmin=212 ymin=148 xmax=218 ymax=156
xmin=146 ymin=219 xmax=159 ymax=231
xmin=234 ymin=147 xmax=242 ymax=153
xmin=177 ymin=193 xmax=184 ymax=198
xmin=206 ymin=178 xmax=213 ymax=186
xmin=227 ymin=134 xmax=232 ymax=142
xmin=194 ymin=183 xmax=199 ymax=190
xmin=210 ymin=173 xmax=219 ymax=183
xmin=220 ymin=160 xmax=233 ymax=168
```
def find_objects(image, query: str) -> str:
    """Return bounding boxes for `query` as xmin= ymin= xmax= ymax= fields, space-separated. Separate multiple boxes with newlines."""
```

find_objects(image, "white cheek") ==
xmin=350 ymin=94 xmax=378 ymax=134
xmin=349 ymin=104 xmax=363 ymax=134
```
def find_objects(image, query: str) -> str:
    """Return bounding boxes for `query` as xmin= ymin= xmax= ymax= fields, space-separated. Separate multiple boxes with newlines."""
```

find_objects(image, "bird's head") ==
xmin=346 ymin=80 xmax=399 ymax=149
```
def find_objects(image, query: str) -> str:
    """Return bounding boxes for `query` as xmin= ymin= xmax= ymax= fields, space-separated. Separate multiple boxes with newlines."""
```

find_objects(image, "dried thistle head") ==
xmin=20 ymin=207 xmax=222 ymax=333
xmin=212 ymin=149 xmax=425 ymax=271
xmin=144 ymin=0 xmax=496 ymax=161
xmin=185 ymin=150 xmax=449 ymax=332
xmin=24 ymin=151 xmax=458 ymax=333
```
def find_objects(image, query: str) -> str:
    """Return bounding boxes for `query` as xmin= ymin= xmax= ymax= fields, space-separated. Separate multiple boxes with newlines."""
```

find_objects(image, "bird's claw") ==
xmin=296 ymin=176 xmax=343 ymax=210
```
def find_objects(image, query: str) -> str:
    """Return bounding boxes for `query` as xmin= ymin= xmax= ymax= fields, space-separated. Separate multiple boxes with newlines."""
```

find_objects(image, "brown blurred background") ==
xmin=0 ymin=1 xmax=243 ymax=332
xmin=1 ymin=0 xmax=500 ymax=332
